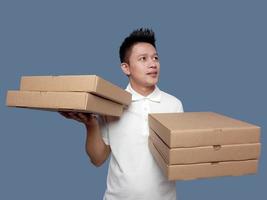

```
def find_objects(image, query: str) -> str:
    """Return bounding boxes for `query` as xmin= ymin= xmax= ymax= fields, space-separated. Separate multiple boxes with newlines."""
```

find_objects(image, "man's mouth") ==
xmin=147 ymin=71 xmax=158 ymax=76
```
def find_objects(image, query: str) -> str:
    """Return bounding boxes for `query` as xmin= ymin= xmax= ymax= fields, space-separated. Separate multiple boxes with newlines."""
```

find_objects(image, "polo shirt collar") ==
xmin=126 ymin=83 xmax=161 ymax=102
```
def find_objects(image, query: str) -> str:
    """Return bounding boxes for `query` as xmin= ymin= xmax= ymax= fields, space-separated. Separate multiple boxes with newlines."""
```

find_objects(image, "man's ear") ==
xmin=121 ymin=62 xmax=130 ymax=76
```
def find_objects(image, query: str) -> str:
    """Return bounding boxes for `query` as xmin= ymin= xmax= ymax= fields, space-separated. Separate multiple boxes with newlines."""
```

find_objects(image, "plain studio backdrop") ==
xmin=0 ymin=0 xmax=266 ymax=199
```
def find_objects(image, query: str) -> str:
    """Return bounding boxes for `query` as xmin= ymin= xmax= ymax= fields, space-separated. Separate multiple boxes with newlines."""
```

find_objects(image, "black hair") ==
xmin=119 ymin=28 xmax=156 ymax=63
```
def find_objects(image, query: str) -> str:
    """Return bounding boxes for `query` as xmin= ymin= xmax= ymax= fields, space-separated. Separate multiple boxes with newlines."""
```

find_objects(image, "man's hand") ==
xmin=59 ymin=111 xmax=98 ymax=128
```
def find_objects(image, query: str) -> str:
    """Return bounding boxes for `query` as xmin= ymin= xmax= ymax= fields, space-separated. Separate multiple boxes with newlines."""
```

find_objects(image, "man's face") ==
xmin=122 ymin=42 xmax=160 ymax=88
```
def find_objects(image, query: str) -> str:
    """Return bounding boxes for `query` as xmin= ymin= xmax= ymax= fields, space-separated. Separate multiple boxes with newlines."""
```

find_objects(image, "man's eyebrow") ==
xmin=137 ymin=53 xmax=158 ymax=56
xmin=137 ymin=53 xmax=148 ymax=56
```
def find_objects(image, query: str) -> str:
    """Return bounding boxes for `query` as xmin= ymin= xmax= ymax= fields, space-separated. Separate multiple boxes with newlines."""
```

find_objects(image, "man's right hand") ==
xmin=58 ymin=111 xmax=98 ymax=128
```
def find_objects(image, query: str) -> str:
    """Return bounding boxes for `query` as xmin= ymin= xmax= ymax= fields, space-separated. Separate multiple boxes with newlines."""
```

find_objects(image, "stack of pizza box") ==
xmin=6 ymin=75 xmax=131 ymax=116
xmin=148 ymin=112 xmax=261 ymax=180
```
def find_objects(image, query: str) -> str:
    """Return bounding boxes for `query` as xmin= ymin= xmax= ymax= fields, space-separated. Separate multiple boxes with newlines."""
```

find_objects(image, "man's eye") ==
xmin=139 ymin=57 xmax=146 ymax=61
xmin=152 ymin=56 xmax=159 ymax=61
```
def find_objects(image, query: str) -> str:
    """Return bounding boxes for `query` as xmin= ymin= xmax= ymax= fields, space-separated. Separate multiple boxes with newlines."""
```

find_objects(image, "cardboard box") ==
xmin=6 ymin=90 xmax=123 ymax=116
xmin=19 ymin=75 xmax=131 ymax=106
xmin=148 ymin=112 xmax=260 ymax=148
xmin=150 ymin=128 xmax=261 ymax=164
xmin=148 ymin=140 xmax=258 ymax=180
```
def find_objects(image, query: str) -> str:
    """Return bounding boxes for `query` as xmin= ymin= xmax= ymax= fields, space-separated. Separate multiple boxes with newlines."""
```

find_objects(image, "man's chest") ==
xmin=107 ymin=100 xmax=172 ymax=138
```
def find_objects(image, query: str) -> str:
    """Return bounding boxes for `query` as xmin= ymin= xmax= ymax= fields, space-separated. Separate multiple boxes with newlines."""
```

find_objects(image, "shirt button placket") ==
xmin=142 ymin=99 xmax=149 ymax=135
xmin=144 ymin=98 xmax=149 ymax=122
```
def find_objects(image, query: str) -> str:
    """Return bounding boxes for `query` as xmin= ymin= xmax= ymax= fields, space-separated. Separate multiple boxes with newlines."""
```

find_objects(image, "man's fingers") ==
xmin=59 ymin=111 xmax=99 ymax=126
xmin=59 ymin=111 xmax=83 ymax=123
xmin=68 ymin=112 xmax=83 ymax=122
xmin=78 ymin=113 xmax=99 ymax=127
xmin=59 ymin=111 xmax=72 ymax=119
xmin=77 ymin=113 xmax=89 ymax=123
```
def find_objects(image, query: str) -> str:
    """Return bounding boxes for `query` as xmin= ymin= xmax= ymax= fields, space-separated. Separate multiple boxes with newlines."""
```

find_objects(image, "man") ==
xmin=60 ymin=28 xmax=183 ymax=200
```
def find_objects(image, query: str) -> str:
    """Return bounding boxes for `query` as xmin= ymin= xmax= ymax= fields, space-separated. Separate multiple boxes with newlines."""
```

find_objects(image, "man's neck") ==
xmin=129 ymin=81 xmax=155 ymax=97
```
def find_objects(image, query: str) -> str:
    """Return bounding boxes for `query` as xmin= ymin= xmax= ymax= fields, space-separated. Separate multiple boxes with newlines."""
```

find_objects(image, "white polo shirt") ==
xmin=101 ymin=84 xmax=183 ymax=200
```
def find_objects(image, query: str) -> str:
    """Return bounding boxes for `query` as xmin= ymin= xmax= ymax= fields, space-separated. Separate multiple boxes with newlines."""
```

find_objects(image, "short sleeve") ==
xmin=176 ymin=98 xmax=184 ymax=113
xmin=98 ymin=115 xmax=110 ymax=145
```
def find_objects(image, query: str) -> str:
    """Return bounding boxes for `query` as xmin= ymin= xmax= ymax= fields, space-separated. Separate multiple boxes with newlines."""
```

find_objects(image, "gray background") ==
xmin=1 ymin=0 xmax=266 ymax=199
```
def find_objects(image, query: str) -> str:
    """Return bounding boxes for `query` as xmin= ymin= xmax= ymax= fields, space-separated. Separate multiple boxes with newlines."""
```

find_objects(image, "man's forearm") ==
xmin=85 ymin=123 xmax=110 ymax=167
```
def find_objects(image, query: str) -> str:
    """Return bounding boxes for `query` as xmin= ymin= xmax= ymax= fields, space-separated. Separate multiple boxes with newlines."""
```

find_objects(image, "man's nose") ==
xmin=148 ymin=58 xmax=158 ymax=68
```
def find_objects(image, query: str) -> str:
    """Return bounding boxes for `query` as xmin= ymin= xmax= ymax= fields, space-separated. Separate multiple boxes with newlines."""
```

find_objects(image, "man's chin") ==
xmin=145 ymin=79 xmax=158 ymax=87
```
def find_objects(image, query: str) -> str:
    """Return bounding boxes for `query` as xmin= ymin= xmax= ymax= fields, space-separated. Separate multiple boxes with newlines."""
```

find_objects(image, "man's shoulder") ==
xmin=160 ymin=89 xmax=181 ymax=101
xmin=159 ymin=89 xmax=183 ymax=108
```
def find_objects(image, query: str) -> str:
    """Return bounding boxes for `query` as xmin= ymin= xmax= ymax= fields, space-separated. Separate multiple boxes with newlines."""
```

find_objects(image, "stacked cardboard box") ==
xmin=148 ymin=112 xmax=261 ymax=180
xmin=6 ymin=75 xmax=131 ymax=116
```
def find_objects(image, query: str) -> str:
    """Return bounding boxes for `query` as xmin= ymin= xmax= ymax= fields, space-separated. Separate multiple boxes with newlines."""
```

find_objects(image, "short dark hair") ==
xmin=119 ymin=28 xmax=156 ymax=63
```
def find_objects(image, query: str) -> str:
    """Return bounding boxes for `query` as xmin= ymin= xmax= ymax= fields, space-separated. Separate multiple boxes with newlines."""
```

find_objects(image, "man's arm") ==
xmin=59 ymin=112 xmax=111 ymax=167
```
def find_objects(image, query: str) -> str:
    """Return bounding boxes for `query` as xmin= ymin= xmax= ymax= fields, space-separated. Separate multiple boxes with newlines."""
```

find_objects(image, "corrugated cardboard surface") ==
xmin=20 ymin=75 xmax=131 ymax=105
xmin=6 ymin=90 xmax=123 ymax=116
xmin=149 ymin=128 xmax=261 ymax=164
xmin=148 ymin=140 xmax=258 ymax=181
xmin=148 ymin=112 xmax=260 ymax=148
